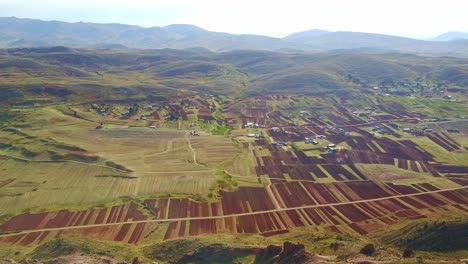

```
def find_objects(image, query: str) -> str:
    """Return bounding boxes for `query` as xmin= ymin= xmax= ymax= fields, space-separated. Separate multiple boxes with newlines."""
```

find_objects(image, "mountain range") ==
xmin=433 ymin=31 xmax=468 ymax=41
xmin=1 ymin=17 xmax=468 ymax=57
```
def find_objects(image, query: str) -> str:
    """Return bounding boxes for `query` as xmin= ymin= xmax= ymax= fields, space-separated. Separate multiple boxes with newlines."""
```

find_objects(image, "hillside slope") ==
xmin=1 ymin=48 xmax=468 ymax=102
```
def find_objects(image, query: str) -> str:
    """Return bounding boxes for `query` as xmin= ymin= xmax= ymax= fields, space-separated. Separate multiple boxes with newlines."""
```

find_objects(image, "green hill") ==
xmin=1 ymin=48 xmax=468 ymax=103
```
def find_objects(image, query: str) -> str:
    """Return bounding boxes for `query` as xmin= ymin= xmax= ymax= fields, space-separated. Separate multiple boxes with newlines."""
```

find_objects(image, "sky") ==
xmin=1 ymin=0 xmax=468 ymax=38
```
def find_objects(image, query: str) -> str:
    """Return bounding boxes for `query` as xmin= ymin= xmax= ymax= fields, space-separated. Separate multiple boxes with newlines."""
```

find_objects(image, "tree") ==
xmin=360 ymin=244 xmax=376 ymax=256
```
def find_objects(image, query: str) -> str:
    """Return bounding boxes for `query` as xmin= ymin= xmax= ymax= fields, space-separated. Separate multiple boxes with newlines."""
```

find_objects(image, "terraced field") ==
xmin=0 ymin=90 xmax=467 ymax=263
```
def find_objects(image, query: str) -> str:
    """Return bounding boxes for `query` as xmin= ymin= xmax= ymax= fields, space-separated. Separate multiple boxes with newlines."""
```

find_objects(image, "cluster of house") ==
xmin=351 ymin=108 xmax=374 ymax=117
xmin=402 ymin=126 xmax=432 ymax=136
xmin=329 ymin=127 xmax=352 ymax=137
xmin=190 ymin=130 xmax=200 ymax=136
xmin=243 ymin=122 xmax=266 ymax=129
xmin=372 ymin=125 xmax=394 ymax=135
xmin=247 ymin=133 xmax=265 ymax=139
xmin=91 ymin=104 xmax=109 ymax=115
xmin=304 ymin=137 xmax=318 ymax=145
xmin=289 ymin=122 xmax=299 ymax=126
xmin=447 ymin=128 xmax=460 ymax=133
xmin=304 ymin=135 xmax=334 ymax=149
xmin=273 ymin=141 xmax=288 ymax=146
xmin=326 ymin=143 xmax=337 ymax=151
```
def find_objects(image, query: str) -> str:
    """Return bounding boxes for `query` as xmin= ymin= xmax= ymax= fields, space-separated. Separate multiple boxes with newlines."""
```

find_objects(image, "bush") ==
xmin=402 ymin=247 xmax=415 ymax=258
xmin=360 ymin=243 xmax=376 ymax=256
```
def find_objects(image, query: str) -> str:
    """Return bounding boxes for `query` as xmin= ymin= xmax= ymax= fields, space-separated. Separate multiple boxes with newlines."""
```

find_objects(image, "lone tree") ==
xmin=360 ymin=244 xmax=376 ymax=256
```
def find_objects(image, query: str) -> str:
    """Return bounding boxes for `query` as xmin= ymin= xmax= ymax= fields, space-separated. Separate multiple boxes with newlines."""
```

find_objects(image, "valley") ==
xmin=0 ymin=48 xmax=467 ymax=263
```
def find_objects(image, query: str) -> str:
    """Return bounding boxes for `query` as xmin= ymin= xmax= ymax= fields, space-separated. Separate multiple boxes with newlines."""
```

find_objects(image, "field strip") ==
xmin=185 ymin=131 xmax=199 ymax=165
xmin=226 ymin=172 xmax=371 ymax=184
xmin=142 ymin=170 xmax=212 ymax=174
xmin=0 ymin=153 xmax=130 ymax=173
xmin=423 ymin=119 xmax=468 ymax=125
xmin=277 ymin=117 xmax=420 ymax=129
xmin=143 ymin=139 xmax=175 ymax=157
xmin=0 ymin=185 xmax=466 ymax=238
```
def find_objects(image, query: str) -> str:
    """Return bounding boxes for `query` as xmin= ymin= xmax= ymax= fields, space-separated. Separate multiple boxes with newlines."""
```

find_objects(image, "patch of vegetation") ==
xmin=104 ymin=161 xmax=133 ymax=172
xmin=31 ymin=238 xmax=79 ymax=259
xmin=211 ymin=124 xmax=231 ymax=135
xmin=20 ymin=148 xmax=40 ymax=158
xmin=143 ymin=239 xmax=208 ymax=263
xmin=359 ymin=243 xmax=376 ymax=256
xmin=178 ymin=244 xmax=256 ymax=264
xmin=380 ymin=219 xmax=468 ymax=252
xmin=63 ymin=153 xmax=100 ymax=163
xmin=29 ymin=237 xmax=139 ymax=262
xmin=53 ymin=143 xmax=87 ymax=152
xmin=95 ymin=175 xmax=137 ymax=179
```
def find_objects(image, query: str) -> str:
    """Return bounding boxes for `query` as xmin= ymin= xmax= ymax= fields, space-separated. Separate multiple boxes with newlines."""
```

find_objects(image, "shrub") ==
xmin=360 ymin=243 xmax=376 ymax=256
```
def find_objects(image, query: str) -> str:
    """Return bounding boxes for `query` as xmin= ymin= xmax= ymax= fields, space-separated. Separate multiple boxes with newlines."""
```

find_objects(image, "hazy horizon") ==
xmin=1 ymin=0 xmax=468 ymax=39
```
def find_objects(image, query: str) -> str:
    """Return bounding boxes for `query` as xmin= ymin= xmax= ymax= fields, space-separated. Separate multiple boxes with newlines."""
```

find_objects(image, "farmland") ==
xmin=0 ymin=48 xmax=467 ymax=263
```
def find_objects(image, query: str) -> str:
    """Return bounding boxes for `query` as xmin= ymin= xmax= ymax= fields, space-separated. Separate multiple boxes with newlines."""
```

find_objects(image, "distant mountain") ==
xmin=1 ymin=17 xmax=468 ymax=57
xmin=284 ymin=29 xmax=330 ymax=40
xmin=433 ymin=31 xmax=468 ymax=41
xmin=0 ymin=17 xmax=287 ymax=51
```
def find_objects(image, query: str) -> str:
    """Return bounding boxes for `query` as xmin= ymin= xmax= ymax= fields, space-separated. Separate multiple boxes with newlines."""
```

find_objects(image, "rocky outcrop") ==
xmin=255 ymin=242 xmax=327 ymax=264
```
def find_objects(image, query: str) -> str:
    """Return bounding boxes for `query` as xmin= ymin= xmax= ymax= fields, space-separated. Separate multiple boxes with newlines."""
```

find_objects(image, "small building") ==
xmin=247 ymin=133 xmax=256 ymax=137
xmin=273 ymin=141 xmax=288 ymax=146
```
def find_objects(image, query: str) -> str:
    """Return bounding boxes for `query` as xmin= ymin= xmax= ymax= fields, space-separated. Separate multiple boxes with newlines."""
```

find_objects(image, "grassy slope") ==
xmin=377 ymin=217 xmax=468 ymax=258
xmin=1 ymin=49 xmax=468 ymax=103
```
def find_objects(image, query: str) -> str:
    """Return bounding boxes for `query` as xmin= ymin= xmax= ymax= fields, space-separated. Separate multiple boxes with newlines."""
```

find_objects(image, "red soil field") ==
xmin=0 ymin=203 xmax=146 ymax=232
xmin=1 ymin=183 xmax=467 ymax=245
